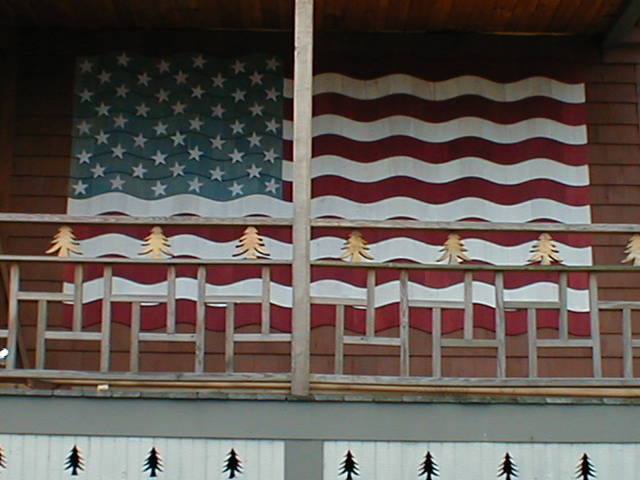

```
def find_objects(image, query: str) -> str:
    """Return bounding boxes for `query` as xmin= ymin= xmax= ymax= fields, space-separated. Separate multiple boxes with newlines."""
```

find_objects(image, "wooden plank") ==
xmin=527 ymin=308 xmax=537 ymax=378
xmin=432 ymin=307 xmax=442 ymax=377
xmin=45 ymin=331 xmax=102 ymax=340
xmin=366 ymin=269 xmax=375 ymax=337
xmin=600 ymin=300 xmax=640 ymax=309
xmin=225 ymin=303 xmax=235 ymax=374
xmin=410 ymin=300 xmax=465 ymax=309
xmin=99 ymin=265 xmax=112 ymax=372
xmin=129 ymin=302 xmax=140 ymax=373
xmin=72 ymin=264 xmax=83 ymax=331
xmin=138 ymin=333 xmax=196 ymax=342
xmin=290 ymin=0 xmax=314 ymax=397
xmin=495 ymin=271 xmax=506 ymax=378
xmin=441 ymin=339 xmax=499 ymax=348
xmin=195 ymin=265 xmax=206 ymax=373
xmin=558 ymin=272 xmax=568 ymax=341
xmin=537 ymin=339 xmax=594 ymax=347
xmin=334 ymin=304 xmax=345 ymax=375
xmin=5 ymin=263 xmax=19 ymax=369
xmin=343 ymin=336 xmax=401 ymax=346
xmin=16 ymin=291 xmax=74 ymax=301
xmin=590 ymin=273 xmax=603 ymax=378
xmin=399 ymin=269 xmax=409 ymax=377
xmin=233 ymin=333 xmax=292 ymax=342
xmin=35 ymin=299 xmax=47 ymax=370
xmin=166 ymin=265 xmax=176 ymax=334
xmin=311 ymin=297 xmax=366 ymax=306
xmin=463 ymin=271 xmax=473 ymax=339
xmin=261 ymin=266 xmax=271 ymax=335
xmin=504 ymin=301 xmax=561 ymax=309
xmin=622 ymin=307 xmax=633 ymax=378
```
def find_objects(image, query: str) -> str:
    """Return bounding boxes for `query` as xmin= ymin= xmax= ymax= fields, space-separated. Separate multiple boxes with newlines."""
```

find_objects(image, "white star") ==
xmin=116 ymin=52 xmax=131 ymax=66
xmin=230 ymin=120 xmax=245 ymax=134
xmin=265 ymin=118 xmax=279 ymax=133
xmin=191 ymin=85 xmax=205 ymax=98
xmin=79 ymin=59 xmax=93 ymax=73
xmin=110 ymin=175 xmax=125 ymax=190
xmin=263 ymin=148 xmax=278 ymax=163
xmin=249 ymin=103 xmax=264 ymax=116
xmin=189 ymin=117 xmax=204 ymax=131
xmin=94 ymin=130 xmax=110 ymax=144
xmin=210 ymin=135 xmax=226 ymax=149
xmin=132 ymin=133 xmax=148 ymax=148
xmin=113 ymin=114 xmax=128 ymax=128
xmin=76 ymin=150 xmax=92 ymax=164
xmin=192 ymin=55 xmax=207 ymax=68
xmin=231 ymin=89 xmax=246 ymax=102
xmin=78 ymin=89 xmax=93 ymax=102
xmin=97 ymin=70 xmax=111 ymax=83
xmin=115 ymin=84 xmax=130 ymax=98
xmin=247 ymin=132 xmax=262 ymax=147
xmin=249 ymin=71 xmax=263 ymax=85
xmin=157 ymin=59 xmax=171 ymax=73
xmin=132 ymin=163 xmax=148 ymax=178
xmin=211 ymin=73 xmax=225 ymax=88
xmin=188 ymin=176 xmax=205 ymax=192
xmin=135 ymin=103 xmax=150 ymax=117
xmin=229 ymin=149 xmax=244 ymax=163
xmin=170 ymin=131 xmax=186 ymax=146
xmin=174 ymin=70 xmax=188 ymax=84
xmin=137 ymin=72 xmax=152 ymax=86
xmin=188 ymin=146 xmax=204 ymax=161
xmin=90 ymin=163 xmax=106 ymax=178
xmin=266 ymin=57 xmax=280 ymax=70
xmin=151 ymin=181 xmax=168 ymax=197
xmin=151 ymin=151 xmax=167 ymax=165
xmin=95 ymin=103 xmax=110 ymax=116
xmin=111 ymin=144 xmax=126 ymax=159
xmin=228 ymin=181 xmax=244 ymax=196
xmin=231 ymin=60 xmax=246 ymax=74
xmin=264 ymin=178 xmax=281 ymax=194
xmin=72 ymin=181 xmax=88 ymax=195
xmin=246 ymin=164 xmax=262 ymax=178
xmin=155 ymin=89 xmax=170 ymax=103
xmin=153 ymin=122 xmax=169 ymax=136
xmin=209 ymin=166 xmax=225 ymax=181
xmin=210 ymin=104 xmax=225 ymax=118
xmin=265 ymin=87 xmax=280 ymax=101
xmin=76 ymin=121 xmax=91 ymax=135
xmin=169 ymin=162 xmax=186 ymax=177
xmin=171 ymin=101 xmax=186 ymax=115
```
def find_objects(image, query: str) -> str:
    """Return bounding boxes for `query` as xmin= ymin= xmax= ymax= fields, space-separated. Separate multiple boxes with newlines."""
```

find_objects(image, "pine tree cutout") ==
xmin=233 ymin=226 xmax=270 ymax=259
xmin=341 ymin=231 xmax=373 ymax=262
xmin=339 ymin=450 xmax=359 ymax=480
xmin=143 ymin=447 xmax=163 ymax=477
xmin=576 ymin=453 xmax=596 ymax=480
xmin=622 ymin=234 xmax=640 ymax=266
xmin=0 ymin=444 xmax=6 ymax=471
xmin=437 ymin=233 xmax=471 ymax=264
xmin=45 ymin=226 xmax=82 ymax=257
xmin=498 ymin=452 xmax=518 ymax=480
xmin=64 ymin=445 xmax=84 ymax=476
xmin=419 ymin=451 xmax=439 ymax=480
xmin=139 ymin=226 xmax=173 ymax=259
xmin=528 ymin=233 xmax=562 ymax=265
xmin=222 ymin=448 xmax=243 ymax=479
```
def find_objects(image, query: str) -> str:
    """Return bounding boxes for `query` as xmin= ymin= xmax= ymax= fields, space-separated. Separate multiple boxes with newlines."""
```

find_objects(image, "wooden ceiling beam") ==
xmin=604 ymin=0 xmax=640 ymax=46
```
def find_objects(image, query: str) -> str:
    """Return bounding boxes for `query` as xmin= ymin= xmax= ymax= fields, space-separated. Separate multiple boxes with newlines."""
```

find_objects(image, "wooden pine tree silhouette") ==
xmin=419 ymin=451 xmax=439 ymax=480
xmin=46 ymin=225 xmax=82 ymax=257
xmin=528 ymin=232 xmax=562 ymax=265
xmin=222 ymin=448 xmax=243 ymax=479
xmin=339 ymin=450 xmax=359 ymax=480
xmin=143 ymin=447 xmax=163 ymax=477
xmin=64 ymin=445 xmax=84 ymax=476
xmin=576 ymin=453 xmax=596 ymax=480
xmin=498 ymin=452 xmax=518 ymax=480
xmin=341 ymin=230 xmax=373 ymax=262
xmin=0 ymin=444 xmax=6 ymax=470
xmin=233 ymin=226 xmax=270 ymax=259
xmin=437 ymin=232 xmax=471 ymax=264
xmin=622 ymin=234 xmax=640 ymax=266
xmin=139 ymin=226 xmax=173 ymax=258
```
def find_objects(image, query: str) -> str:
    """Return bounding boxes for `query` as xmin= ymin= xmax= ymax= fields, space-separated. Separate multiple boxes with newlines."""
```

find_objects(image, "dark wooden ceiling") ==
xmin=0 ymin=0 xmax=631 ymax=36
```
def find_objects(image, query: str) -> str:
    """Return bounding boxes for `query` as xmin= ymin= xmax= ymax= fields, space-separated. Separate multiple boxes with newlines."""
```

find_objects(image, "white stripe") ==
xmin=283 ymin=74 xmax=586 ymax=103
xmin=78 ymin=233 xmax=593 ymax=266
xmin=69 ymin=277 xmax=590 ymax=311
xmin=282 ymin=157 xmax=590 ymax=186
xmin=283 ymin=116 xmax=587 ymax=145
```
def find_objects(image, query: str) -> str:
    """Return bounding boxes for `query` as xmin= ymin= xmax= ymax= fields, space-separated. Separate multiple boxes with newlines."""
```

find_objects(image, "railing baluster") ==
xmin=99 ymin=264 xmax=112 ymax=372
xmin=495 ymin=271 xmax=506 ymax=378
xmin=167 ymin=265 xmax=176 ymax=334
xmin=527 ymin=308 xmax=538 ymax=378
xmin=261 ymin=265 xmax=271 ymax=335
xmin=6 ymin=263 xmax=19 ymax=370
xmin=399 ymin=269 xmax=410 ymax=377
xmin=559 ymin=272 xmax=568 ymax=342
xmin=129 ymin=301 xmax=141 ymax=373
xmin=463 ymin=271 xmax=473 ymax=339
xmin=589 ymin=273 xmax=602 ymax=378
xmin=622 ymin=307 xmax=633 ymax=378
xmin=366 ymin=269 xmax=375 ymax=338
xmin=224 ymin=303 xmax=235 ymax=373
xmin=432 ymin=307 xmax=442 ymax=377
xmin=195 ymin=265 xmax=206 ymax=373
xmin=73 ymin=264 xmax=83 ymax=332
xmin=334 ymin=304 xmax=345 ymax=375
xmin=35 ymin=299 xmax=47 ymax=370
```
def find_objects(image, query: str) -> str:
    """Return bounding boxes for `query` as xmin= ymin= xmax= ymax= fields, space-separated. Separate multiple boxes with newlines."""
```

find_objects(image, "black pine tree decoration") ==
xmin=576 ymin=453 xmax=596 ymax=480
xmin=0 ymin=444 xmax=6 ymax=471
xmin=498 ymin=452 xmax=518 ymax=480
xmin=419 ymin=451 xmax=439 ymax=480
xmin=223 ymin=448 xmax=243 ymax=479
xmin=143 ymin=447 xmax=163 ymax=478
xmin=339 ymin=450 xmax=359 ymax=480
xmin=64 ymin=445 xmax=84 ymax=476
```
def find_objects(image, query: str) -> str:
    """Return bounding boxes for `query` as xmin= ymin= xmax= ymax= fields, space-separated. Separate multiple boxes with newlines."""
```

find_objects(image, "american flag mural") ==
xmin=67 ymin=52 xmax=591 ymax=334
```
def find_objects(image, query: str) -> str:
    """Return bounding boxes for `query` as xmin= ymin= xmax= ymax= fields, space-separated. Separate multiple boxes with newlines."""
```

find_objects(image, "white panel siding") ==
xmin=0 ymin=435 xmax=284 ymax=480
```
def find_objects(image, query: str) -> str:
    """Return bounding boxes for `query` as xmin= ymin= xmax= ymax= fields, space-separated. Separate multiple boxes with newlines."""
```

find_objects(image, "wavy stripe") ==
xmin=281 ymin=157 xmax=589 ymax=186
xmin=283 ymin=75 xmax=585 ymax=103
xmin=282 ymin=116 xmax=587 ymax=145
xmin=66 ymin=277 xmax=590 ymax=311
xmin=77 ymin=233 xmax=592 ymax=265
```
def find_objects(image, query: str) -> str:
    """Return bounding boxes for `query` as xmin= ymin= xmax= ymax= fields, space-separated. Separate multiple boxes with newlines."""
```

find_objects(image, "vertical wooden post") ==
xmin=291 ymin=0 xmax=314 ymax=396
